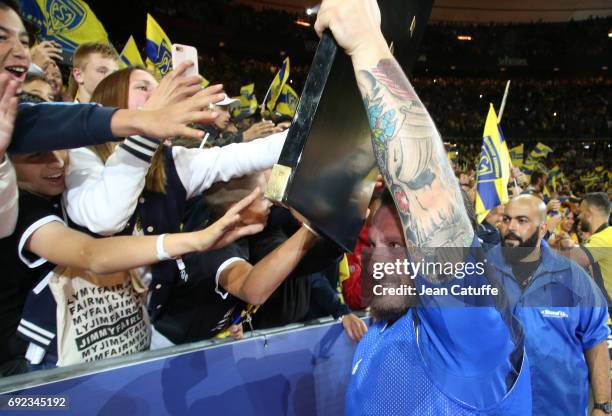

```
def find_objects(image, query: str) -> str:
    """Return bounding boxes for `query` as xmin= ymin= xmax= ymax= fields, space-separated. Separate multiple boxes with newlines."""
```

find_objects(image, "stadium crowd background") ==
xmin=80 ymin=0 xmax=611 ymax=196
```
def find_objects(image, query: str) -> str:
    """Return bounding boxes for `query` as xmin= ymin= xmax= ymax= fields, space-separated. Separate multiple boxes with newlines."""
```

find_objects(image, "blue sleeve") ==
xmin=9 ymin=102 xmax=120 ymax=154
xmin=575 ymin=265 xmax=610 ymax=350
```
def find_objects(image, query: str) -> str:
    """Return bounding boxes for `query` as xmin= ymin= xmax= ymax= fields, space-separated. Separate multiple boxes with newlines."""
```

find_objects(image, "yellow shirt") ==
xmin=585 ymin=226 xmax=612 ymax=299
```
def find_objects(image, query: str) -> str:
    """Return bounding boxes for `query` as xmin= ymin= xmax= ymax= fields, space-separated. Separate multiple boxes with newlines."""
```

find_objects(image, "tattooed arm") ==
xmin=315 ymin=0 xmax=473 ymax=248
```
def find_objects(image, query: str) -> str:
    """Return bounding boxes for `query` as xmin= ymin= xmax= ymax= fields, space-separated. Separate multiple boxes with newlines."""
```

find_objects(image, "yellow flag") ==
xmin=475 ymin=104 xmax=511 ymax=223
xmin=528 ymin=142 xmax=553 ymax=160
xmin=145 ymin=14 xmax=172 ymax=78
xmin=232 ymin=83 xmax=257 ymax=119
xmin=275 ymin=84 xmax=299 ymax=117
xmin=119 ymin=35 xmax=144 ymax=68
xmin=21 ymin=0 xmax=108 ymax=55
xmin=265 ymin=58 xmax=290 ymax=112
xmin=509 ymin=144 xmax=524 ymax=167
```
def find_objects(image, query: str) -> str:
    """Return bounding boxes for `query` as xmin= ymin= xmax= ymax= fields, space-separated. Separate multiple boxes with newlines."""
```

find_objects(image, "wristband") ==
xmin=302 ymin=222 xmax=320 ymax=238
xmin=156 ymin=234 xmax=173 ymax=261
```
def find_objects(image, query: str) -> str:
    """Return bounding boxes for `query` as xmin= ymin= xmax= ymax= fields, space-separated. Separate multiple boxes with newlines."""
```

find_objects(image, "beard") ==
xmin=370 ymin=302 xmax=411 ymax=323
xmin=501 ymin=229 xmax=540 ymax=263
xmin=579 ymin=219 xmax=591 ymax=233
xmin=369 ymin=274 xmax=417 ymax=323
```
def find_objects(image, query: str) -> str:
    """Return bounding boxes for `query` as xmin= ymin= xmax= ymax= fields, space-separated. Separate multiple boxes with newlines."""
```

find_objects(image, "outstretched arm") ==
xmin=219 ymin=226 xmax=320 ymax=305
xmin=26 ymin=189 xmax=265 ymax=274
xmin=315 ymin=0 xmax=473 ymax=248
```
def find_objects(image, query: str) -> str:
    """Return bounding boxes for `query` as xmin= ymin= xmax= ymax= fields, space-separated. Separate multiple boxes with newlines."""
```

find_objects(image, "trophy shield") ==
xmin=266 ymin=0 xmax=434 ymax=252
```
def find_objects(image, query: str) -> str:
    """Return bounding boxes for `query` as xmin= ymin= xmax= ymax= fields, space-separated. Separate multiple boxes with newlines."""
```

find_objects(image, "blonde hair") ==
xmin=68 ymin=42 xmax=120 ymax=100
xmin=88 ymin=67 xmax=167 ymax=193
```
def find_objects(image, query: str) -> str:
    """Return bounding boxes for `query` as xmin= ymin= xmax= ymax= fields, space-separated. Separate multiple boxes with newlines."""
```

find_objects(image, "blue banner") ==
xmin=3 ymin=320 xmax=358 ymax=415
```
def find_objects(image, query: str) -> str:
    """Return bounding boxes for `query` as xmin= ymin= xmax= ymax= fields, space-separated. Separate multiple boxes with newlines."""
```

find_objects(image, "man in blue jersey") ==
xmin=493 ymin=194 xmax=610 ymax=415
xmin=346 ymin=190 xmax=531 ymax=415
xmin=314 ymin=1 xmax=531 ymax=414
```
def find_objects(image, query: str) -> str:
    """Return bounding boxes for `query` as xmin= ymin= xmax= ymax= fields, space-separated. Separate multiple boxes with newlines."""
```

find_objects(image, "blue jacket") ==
xmin=10 ymin=102 xmax=118 ymax=154
xmin=487 ymin=241 xmax=609 ymax=416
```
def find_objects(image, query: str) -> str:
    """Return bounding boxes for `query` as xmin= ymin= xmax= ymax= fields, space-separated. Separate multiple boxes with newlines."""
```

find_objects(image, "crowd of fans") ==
xmin=420 ymin=17 xmax=610 ymax=61
xmin=0 ymin=0 xmax=610 ymax=393
xmin=77 ymin=1 xmax=612 ymax=140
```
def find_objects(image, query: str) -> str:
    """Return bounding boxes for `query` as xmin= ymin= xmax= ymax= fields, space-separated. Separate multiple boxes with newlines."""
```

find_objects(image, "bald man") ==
xmin=487 ymin=194 xmax=610 ymax=415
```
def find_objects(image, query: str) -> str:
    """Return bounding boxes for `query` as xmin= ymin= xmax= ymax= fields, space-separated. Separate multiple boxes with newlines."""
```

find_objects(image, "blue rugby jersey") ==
xmin=345 ymin=309 xmax=531 ymax=415
xmin=345 ymin=242 xmax=531 ymax=415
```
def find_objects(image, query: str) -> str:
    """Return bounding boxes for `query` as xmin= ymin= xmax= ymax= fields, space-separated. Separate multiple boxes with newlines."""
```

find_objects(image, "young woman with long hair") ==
xmin=60 ymin=66 xmax=286 ymax=346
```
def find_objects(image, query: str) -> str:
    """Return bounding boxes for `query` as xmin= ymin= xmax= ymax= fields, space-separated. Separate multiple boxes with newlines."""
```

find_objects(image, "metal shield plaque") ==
xmin=265 ymin=32 xmax=376 ymax=252
xmin=266 ymin=1 xmax=434 ymax=252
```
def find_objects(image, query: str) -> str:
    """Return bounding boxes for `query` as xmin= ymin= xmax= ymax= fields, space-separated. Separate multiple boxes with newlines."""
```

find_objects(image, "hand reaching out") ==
xmin=0 ymin=74 xmax=19 ymax=161
xmin=142 ymin=61 xmax=209 ymax=110
xmin=342 ymin=314 xmax=368 ymax=342
xmin=195 ymin=187 xmax=266 ymax=251
xmin=242 ymin=120 xmax=283 ymax=141
xmin=136 ymin=84 xmax=225 ymax=139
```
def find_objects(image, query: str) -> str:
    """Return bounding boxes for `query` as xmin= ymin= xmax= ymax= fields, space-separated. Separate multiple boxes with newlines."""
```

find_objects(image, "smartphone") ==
xmin=171 ymin=44 xmax=199 ymax=77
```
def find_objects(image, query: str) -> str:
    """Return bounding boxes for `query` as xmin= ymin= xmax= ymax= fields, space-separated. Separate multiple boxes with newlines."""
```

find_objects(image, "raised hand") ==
xmin=316 ymin=0 xmax=474 ymax=249
xmin=195 ymin=187 xmax=267 ymax=251
xmin=0 ymin=74 xmax=19 ymax=160
xmin=142 ymin=61 xmax=208 ymax=111
xmin=30 ymin=41 xmax=62 ymax=70
xmin=314 ymin=0 xmax=388 ymax=64
xmin=136 ymin=84 xmax=225 ymax=139
xmin=242 ymin=120 xmax=283 ymax=141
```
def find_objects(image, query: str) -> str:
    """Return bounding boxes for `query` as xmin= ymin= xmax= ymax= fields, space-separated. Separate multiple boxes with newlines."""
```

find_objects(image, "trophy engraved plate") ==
xmin=265 ymin=164 xmax=293 ymax=202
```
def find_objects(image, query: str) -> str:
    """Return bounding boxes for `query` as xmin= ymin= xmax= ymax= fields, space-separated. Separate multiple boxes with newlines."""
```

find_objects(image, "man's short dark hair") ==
xmin=583 ymin=192 xmax=611 ymax=216
xmin=530 ymin=171 xmax=546 ymax=186
xmin=0 ymin=0 xmax=21 ymax=14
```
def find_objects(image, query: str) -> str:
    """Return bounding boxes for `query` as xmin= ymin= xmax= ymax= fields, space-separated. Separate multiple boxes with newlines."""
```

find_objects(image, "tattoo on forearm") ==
xmin=359 ymin=59 xmax=473 ymax=248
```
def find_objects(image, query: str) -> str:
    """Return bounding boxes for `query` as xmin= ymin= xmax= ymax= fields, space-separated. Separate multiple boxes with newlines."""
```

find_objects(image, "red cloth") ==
xmin=342 ymin=224 xmax=370 ymax=310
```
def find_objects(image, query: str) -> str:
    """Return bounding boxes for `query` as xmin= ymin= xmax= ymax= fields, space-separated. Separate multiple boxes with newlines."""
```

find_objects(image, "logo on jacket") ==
xmin=540 ymin=309 xmax=569 ymax=319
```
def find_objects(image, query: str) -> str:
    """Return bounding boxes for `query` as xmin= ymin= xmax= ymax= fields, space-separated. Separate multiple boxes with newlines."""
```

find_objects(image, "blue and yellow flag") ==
xmin=145 ymin=14 xmax=172 ymax=78
xmin=275 ymin=84 xmax=299 ymax=118
xmin=447 ymin=143 xmax=458 ymax=161
xmin=265 ymin=57 xmax=290 ymax=112
xmin=232 ymin=83 xmax=257 ymax=119
xmin=547 ymin=165 xmax=562 ymax=191
xmin=475 ymin=104 xmax=511 ymax=223
xmin=20 ymin=0 xmax=108 ymax=55
xmin=119 ymin=35 xmax=144 ymax=68
xmin=509 ymin=144 xmax=524 ymax=167
xmin=528 ymin=142 xmax=553 ymax=160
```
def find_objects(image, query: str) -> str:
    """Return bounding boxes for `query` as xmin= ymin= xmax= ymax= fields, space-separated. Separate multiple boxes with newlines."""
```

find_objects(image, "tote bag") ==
xmin=49 ymin=266 xmax=151 ymax=367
